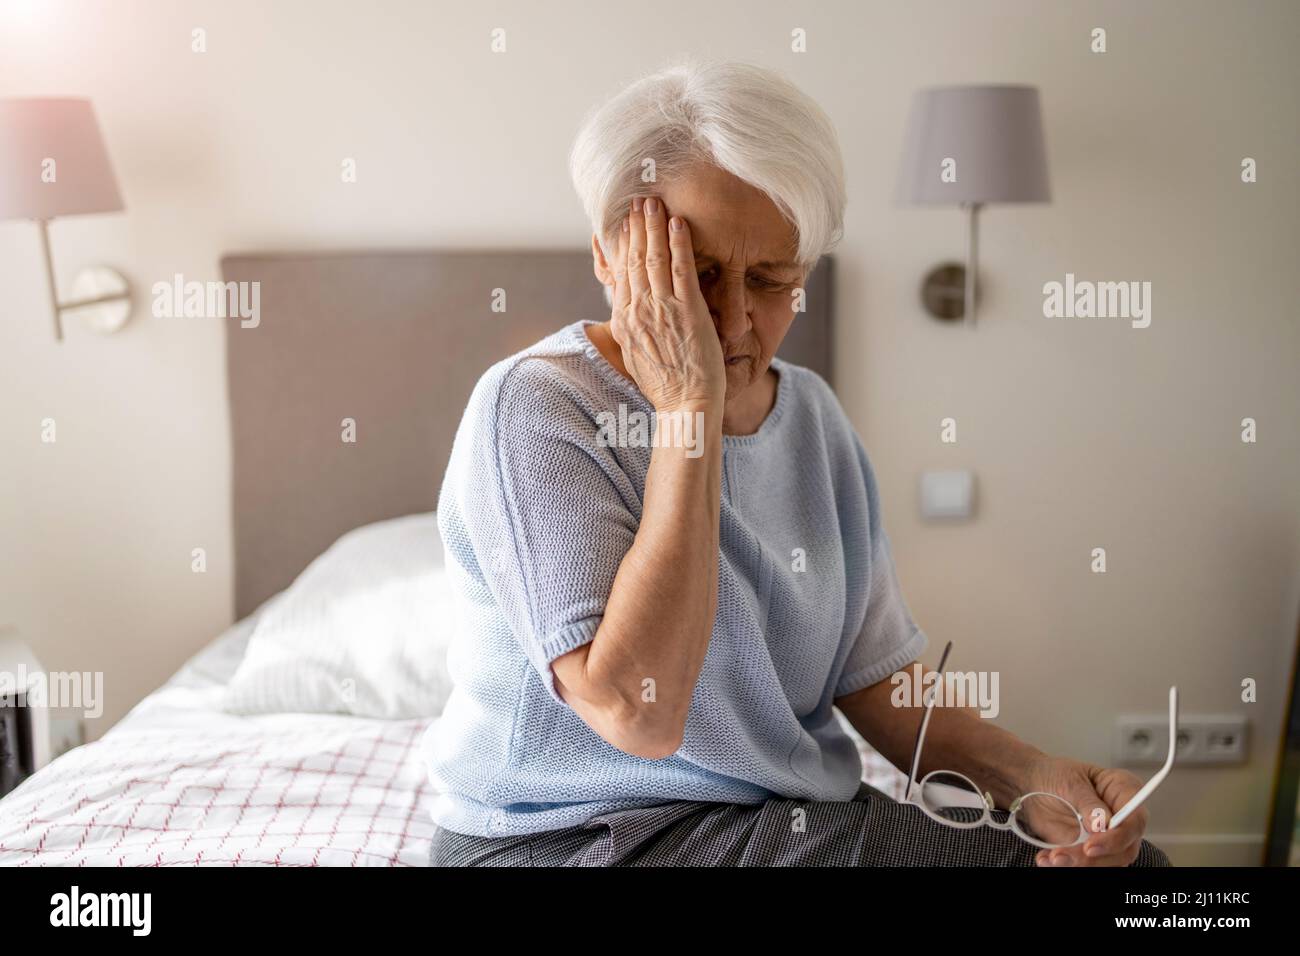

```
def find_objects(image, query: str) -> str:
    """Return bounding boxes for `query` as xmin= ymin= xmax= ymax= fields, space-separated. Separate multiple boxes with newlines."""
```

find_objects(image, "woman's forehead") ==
xmin=666 ymin=191 xmax=798 ymax=265
xmin=688 ymin=223 xmax=801 ymax=269
xmin=639 ymin=164 xmax=797 ymax=266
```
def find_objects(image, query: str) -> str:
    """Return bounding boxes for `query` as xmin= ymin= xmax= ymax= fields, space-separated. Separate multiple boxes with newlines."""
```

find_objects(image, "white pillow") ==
xmin=223 ymin=512 xmax=457 ymax=719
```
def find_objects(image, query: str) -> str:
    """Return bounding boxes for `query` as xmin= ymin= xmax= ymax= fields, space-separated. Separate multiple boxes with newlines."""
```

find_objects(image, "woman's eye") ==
xmin=694 ymin=267 xmax=791 ymax=291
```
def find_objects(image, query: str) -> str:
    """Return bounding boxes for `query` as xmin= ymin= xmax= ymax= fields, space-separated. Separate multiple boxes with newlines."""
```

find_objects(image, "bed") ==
xmin=0 ymin=613 xmax=435 ymax=866
xmin=0 ymin=249 xmax=904 ymax=866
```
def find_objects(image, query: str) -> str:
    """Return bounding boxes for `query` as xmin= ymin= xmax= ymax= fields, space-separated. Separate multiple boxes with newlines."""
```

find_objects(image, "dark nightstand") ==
xmin=0 ymin=636 xmax=51 ymax=800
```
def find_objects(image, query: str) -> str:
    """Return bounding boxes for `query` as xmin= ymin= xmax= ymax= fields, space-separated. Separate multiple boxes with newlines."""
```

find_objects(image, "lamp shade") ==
xmin=0 ymin=98 xmax=124 ymax=221
xmin=896 ymin=85 xmax=1050 ymax=205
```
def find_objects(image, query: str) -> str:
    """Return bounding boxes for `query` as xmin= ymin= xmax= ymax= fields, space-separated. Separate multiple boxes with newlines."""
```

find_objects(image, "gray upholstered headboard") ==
xmin=222 ymin=250 xmax=833 ymax=618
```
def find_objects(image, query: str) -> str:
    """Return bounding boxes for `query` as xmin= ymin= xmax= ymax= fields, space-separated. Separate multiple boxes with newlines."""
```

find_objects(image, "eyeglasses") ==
xmin=902 ymin=640 xmax=1178 ymax=849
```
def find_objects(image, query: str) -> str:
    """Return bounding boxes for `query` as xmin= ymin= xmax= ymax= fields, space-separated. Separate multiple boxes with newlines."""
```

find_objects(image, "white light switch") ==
xmin=920 ymin=469 xmax=974 ymax=520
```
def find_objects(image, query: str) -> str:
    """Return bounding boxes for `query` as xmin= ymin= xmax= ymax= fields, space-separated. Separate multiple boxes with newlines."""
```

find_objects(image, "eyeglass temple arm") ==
xmin=1108 ymin=686 xmax=1178 ymax=830
xmin=903 ymin=698 xmax=937 ymax=801
xmin=903 ymin=642 xmax=952 ymax=802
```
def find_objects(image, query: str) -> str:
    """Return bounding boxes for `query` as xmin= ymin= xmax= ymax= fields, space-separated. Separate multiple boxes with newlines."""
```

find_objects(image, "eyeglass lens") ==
xmin=919 ymin=772 xmax=986 ymax=825
xmin=921 ymin=775 xmax=1086 ymax=848
xmin=1011 ymin=793 xmax=1086 ymax=848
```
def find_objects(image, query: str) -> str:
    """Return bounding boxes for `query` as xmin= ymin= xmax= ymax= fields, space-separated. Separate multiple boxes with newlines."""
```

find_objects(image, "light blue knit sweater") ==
xmin=423 ymin=322 xmax=927 ymax=836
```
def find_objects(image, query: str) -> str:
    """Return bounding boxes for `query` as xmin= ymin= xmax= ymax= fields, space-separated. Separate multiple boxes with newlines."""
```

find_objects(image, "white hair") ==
xmin=569 ymin=60 xmax=846 ymax=268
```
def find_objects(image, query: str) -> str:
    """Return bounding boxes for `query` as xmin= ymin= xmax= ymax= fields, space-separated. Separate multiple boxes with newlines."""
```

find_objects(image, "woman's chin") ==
xmin=722 ymin=360 xmax=755 ymax=398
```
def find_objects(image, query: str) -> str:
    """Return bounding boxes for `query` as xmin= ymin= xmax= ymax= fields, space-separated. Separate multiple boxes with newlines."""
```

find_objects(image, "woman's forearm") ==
xmin=552 ymin=195 xmax=726 ymax=758
xmin=910 ymin=701 xmax=1046 ymax=809
xmin=554 ymin=401 xmax=723 ymax=758
xmin=839 ymin=672 xmax=1046 ymax=809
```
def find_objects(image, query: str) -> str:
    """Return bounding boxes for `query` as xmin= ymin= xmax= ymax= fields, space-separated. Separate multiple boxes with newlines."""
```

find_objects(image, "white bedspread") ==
xmin=0 ymin=618 xmax=436 ymax=867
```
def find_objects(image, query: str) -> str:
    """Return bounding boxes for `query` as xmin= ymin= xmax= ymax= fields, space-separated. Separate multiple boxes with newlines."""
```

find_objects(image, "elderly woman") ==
xmin=425 ymin=61 xmax=1169 ymax=867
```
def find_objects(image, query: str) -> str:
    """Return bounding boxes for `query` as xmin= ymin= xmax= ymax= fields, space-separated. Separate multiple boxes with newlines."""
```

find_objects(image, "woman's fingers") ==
xmin=1084 ymin=843 xmax=1141 ymax=867
xmin=641 ymin=197 xmax=674 ymax=299
xmin=1081 ymin=812 xmax=1141 ymax=860
xmin=1035 ymin=829 xmax=1142 ymax=867
xmin=622 ymin=196 xmax=699 ymax=304
xmin=667 ymin=213 xmax=700 ymax=302
xmin=1036 ymin=846 xmax=1087 ymax=867
xmin=1079 ymin=772 xmax=1148 ymax=865
xmin=626 ymin=197 xmax=649 ymax=300
xmin=1046 ymin=838 xmax=1139 ymax=867
xmin=1082 ymin=823 xmax=1144 ymax=866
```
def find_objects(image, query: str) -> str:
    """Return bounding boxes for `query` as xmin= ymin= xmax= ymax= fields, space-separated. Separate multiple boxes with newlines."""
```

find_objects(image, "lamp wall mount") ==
xmin=35 ymin=218 xmax=133 ymax=341
xmin=919 ymin=203 xmax=983 ymax=324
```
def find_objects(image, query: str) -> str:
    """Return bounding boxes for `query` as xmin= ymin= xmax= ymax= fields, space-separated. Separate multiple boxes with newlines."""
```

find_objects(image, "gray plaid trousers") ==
xmin=429 ymin=783 xmax=1173 ymax=867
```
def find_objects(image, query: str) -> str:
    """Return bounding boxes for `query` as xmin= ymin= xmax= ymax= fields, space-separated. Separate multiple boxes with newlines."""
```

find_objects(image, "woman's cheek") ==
xmin=755 ymin=301 xmax=796 ymax=356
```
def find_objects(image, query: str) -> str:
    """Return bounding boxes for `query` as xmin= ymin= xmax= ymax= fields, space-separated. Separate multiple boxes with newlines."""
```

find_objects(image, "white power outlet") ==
xmin=1114 ymin=714 xmax=1248 ymax=766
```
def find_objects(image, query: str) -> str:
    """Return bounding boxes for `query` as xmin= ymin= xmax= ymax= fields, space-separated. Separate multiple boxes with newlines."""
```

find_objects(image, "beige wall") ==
xmin=1 ymin=0 xmax=1296 ymax=864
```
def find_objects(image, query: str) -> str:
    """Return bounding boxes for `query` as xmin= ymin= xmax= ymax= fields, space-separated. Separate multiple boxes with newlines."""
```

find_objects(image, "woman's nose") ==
xmin=706 ymin=278 xmax=752 ymax=338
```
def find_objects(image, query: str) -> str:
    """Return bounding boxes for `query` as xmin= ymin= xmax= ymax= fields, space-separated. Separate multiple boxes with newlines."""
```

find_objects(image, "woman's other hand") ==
xmin=608 ymin=196 xmax=725 ymax=412
xmin=1021 ymin=756 xmax=1150 ymax=866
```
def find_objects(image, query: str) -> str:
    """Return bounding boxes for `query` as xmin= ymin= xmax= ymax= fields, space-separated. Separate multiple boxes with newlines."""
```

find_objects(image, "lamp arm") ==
xmin=964 ymin=202 xmax=982 ymax=327
xmin=34 ymin=219 xmax=131 ymax=343
xmin=57 ymin=290 xmax=133 ymax=310
xmin=36 ymin=218 xmax=63 ymax=341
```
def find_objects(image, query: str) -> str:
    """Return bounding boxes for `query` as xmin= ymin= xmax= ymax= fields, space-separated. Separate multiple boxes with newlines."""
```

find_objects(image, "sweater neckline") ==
xmin=572 ymin=321 xmax=791 ymax=448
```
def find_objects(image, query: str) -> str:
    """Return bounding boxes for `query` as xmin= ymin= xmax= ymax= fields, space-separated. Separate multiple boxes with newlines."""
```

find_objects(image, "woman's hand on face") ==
xmin=608 ymin=197 xmax=725 ymax=412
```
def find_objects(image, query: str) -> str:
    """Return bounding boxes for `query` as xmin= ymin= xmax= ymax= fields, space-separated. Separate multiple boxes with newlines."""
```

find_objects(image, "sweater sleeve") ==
xmin=438 ymin=357 xmax=640 ymax=706
xmin=833 ymin=431 xmax=928 ymax=699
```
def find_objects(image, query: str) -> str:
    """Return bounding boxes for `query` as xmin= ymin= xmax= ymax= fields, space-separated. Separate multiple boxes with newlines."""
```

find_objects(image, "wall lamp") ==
xmin=0 ymin=98 xmax=131 ymax=342
xmin=897 ymin=85 xmax=1051 ymax=325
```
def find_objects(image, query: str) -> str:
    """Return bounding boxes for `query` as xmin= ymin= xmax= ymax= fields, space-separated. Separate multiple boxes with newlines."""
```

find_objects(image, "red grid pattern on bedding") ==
xmin=0 ymin=719 xmax=436 ymax=867
xmin=0 ymin=710 xmax=907 ymax=867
